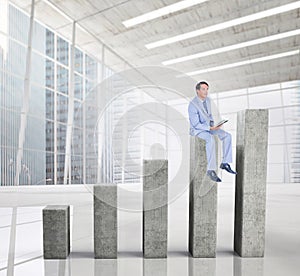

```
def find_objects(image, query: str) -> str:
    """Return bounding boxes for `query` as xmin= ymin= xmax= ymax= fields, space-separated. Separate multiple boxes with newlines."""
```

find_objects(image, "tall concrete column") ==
xmin=14 ymin=0 xmax=35 ymax=185
xmin=143 ymin=159 xmax=168 ymax=258
xmin=234 ymin=109 xmax=269 ymax=257
xmin=63 ymin=21 xmax=76 ymax=185
xmin=43 ymin=205 xmax=70 ymax=259
xmin=189 ymin=136 xmax=218 ymax=258
xmin=94 ymin=184 xmax=118 ymax=258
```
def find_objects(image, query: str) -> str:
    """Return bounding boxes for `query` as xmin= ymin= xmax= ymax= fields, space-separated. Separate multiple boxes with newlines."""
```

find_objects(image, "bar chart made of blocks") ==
xmin=41 ymin=109 xmax=268 ymax=259
xmin=234 ymin=109 xmax=269 ymax=257
xmin=143 ymin=159 xmax=168 ymax=258
xmin=189 ymin=136 xmax=218 ymax=258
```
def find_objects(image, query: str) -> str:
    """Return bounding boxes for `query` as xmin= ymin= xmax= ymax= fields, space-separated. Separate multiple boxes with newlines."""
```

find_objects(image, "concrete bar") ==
xmin=234 ymin=109 xmax=269 ymax=257
xmin=143 ymin=159 xmax=168 ymax=258
xmin=43 ymin=205 xmax=70 ymax=259
xmin=189 ymin=136 xmax=218 ymax=258
xmin=94 ymin=184 xmax=118 ymax=258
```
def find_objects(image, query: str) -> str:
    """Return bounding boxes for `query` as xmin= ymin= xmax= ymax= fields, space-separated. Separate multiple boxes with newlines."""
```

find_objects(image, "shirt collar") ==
xmin=196 ymin=96 xmax=207 ymax=103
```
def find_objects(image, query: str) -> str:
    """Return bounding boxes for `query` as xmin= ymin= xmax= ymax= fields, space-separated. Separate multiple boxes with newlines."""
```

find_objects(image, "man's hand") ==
xmin=210 ymin=125 xmax=221 ymax=131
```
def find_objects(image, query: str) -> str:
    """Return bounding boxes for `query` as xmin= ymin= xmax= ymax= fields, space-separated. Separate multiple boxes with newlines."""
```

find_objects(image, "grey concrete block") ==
xmin=234 ymin=109 xmax=269 ymax=257
xmin=143 ymin=159 xmax=168 ymax=258
xmin=189 ymin=136 xmax=218 ymax=258
xmin=43 ymin=205 xmax=70 ymax=259
xmin=94 ymin=184 xmax=118 ymax=259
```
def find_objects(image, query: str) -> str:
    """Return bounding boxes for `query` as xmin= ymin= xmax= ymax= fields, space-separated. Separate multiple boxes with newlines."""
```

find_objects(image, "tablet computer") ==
xmin=215 ymin=119 xmax=228 ymax=127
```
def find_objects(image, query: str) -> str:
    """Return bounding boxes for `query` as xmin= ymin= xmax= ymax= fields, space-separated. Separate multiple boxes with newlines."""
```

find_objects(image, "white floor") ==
xmin=0 ymin=183 xmax=299 ymax=276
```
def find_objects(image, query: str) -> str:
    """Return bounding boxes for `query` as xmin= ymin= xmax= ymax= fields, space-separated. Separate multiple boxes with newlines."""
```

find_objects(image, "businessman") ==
xmin=188 ymin=81 xmax=236 ymax=182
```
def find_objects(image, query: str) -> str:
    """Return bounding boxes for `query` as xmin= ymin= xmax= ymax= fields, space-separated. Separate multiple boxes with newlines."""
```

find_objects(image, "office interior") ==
xmin=0 ymin=0 xmax=299 ymax=275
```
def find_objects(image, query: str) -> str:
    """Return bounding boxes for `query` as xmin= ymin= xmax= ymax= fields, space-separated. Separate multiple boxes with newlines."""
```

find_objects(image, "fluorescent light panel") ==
xmin=186 ymin=50 xmax=300 ymax=76
xmin=122 ymin=0 xmax=208 ymax=28
xmin=146 ymin=1 xmax=300 ymax=49
xmin=163 ymin=29 xmax=300 ymax=65
xmin=42 ymin=0 xmax=73 ymax=22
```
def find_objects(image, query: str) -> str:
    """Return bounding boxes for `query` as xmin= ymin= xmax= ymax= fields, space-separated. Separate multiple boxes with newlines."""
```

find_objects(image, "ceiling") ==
xmin=10 ymin=0 xmax=300 ymax=93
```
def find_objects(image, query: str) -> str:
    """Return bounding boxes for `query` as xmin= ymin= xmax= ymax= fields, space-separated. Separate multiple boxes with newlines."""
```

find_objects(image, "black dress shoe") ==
xmin=207 ymin=170 xmax=222 ymax=182
xmin=220 ymin=163 xmax=237 ymax=174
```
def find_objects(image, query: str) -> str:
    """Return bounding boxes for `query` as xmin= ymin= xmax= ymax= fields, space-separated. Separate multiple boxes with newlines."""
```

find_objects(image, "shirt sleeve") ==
xmin=188 ymin=102 xmax=210 ymax=132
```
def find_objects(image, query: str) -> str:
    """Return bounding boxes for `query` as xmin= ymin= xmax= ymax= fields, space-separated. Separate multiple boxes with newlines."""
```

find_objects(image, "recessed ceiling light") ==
xmin=162 ymin=29 xmax=300 ymax=65
xmin=185 ymin=50 xmax=300 ymax=76
xmin=122 ymin=0 xmax=209 ymax=28
xmin=146 ymin=1 xmax=300 ymax=49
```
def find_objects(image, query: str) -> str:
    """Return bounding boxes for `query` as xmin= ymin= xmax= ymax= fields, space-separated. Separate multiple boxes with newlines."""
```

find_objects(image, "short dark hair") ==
xmin=195 ymin=81 xmax=209 ymax=91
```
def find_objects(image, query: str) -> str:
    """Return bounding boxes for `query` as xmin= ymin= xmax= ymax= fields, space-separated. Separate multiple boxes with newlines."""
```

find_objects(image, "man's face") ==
xmin=197 ymin=84 xmax=209 ymax=100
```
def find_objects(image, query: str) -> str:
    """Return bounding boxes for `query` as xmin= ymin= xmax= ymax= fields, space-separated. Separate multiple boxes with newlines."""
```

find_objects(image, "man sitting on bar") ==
xmin=188 ymin=81 xmax=237 ymax=182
